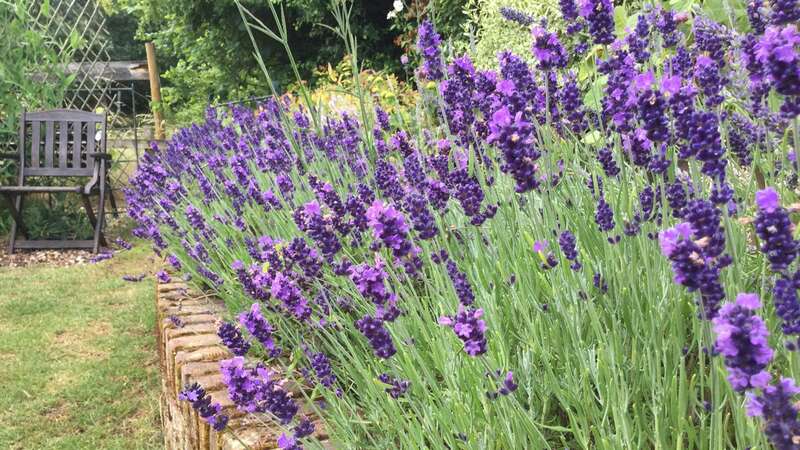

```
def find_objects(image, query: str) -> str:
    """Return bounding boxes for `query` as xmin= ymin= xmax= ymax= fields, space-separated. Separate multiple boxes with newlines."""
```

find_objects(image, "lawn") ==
xmin=0 ymin=245 xmax=162 ymax=449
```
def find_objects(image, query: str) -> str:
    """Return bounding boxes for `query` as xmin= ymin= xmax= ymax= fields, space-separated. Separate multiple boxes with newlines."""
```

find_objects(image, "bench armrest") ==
xmin=87 ymin=152 xmax=112 ymax=160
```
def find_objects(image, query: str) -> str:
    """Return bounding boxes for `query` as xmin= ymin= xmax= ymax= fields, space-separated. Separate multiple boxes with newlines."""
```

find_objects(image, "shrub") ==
xmin=127 ymin=1 xmax=800 ymax=449
xmin=117 ymin=0 xmax=407 ymax=125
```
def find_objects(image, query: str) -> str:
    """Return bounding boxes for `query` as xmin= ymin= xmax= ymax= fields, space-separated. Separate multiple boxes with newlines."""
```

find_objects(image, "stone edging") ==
xmin=155 ymin=278 xmax=330 ymax=449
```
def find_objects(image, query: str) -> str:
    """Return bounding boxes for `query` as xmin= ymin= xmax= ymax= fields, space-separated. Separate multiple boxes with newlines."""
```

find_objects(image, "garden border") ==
xmin=155 ymin=273 xmax=331 ymax=449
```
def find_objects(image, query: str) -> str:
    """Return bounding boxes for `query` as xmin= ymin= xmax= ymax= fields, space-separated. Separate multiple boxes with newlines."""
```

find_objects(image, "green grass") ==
xmin=0 ymin=245 xmax=162 ymax=450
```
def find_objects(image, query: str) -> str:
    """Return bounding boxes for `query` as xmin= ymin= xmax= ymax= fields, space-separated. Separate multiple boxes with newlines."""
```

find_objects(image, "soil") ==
xmin=0 ymin=244 xmax=99 ymax=268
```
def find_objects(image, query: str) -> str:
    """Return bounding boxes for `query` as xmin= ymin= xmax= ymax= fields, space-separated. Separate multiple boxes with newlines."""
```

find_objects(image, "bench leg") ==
xmin=82 ymin=194 xmax=107 ymax=252
xmin=107 ymin=183 xmax=119 ymax=218
xmin=3 ymin=193 xmax=27 ymax=254
xmin=93 ymin=169 xmax=108 ymax=254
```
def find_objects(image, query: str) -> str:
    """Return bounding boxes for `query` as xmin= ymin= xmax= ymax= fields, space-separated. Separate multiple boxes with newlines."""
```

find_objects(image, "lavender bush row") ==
xmin=127 ymin=1 xmax=800 ymax=448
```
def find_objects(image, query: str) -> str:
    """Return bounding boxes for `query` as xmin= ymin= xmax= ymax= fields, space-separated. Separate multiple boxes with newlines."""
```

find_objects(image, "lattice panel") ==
xmin=26 ymin=0 xmax=141 ymax=204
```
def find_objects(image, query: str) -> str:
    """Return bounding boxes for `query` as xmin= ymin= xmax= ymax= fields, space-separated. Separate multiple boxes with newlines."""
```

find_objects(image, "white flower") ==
xmin=387 ymin=10 xmax=397 ymax=19
xmin=393 ymin=0 xmax=404 ymax=12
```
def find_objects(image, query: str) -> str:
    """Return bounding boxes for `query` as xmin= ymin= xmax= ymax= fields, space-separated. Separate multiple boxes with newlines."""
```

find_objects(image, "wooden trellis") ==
xmin=26 ymin=0 xmax=144 ymax=200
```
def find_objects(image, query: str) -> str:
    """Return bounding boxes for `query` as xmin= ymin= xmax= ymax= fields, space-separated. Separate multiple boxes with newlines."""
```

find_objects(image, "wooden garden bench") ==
xmin=0 ymin=109 xmax=116 ymax=253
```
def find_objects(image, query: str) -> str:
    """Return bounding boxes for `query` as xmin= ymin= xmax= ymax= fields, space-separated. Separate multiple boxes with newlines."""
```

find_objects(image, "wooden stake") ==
xmin=145 ymin=42 xmax=165 ymax=141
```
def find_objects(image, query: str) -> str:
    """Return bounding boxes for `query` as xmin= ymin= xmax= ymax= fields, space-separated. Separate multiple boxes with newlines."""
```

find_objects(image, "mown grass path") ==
xmin=0 ymin=246 xmax=162 ymax=449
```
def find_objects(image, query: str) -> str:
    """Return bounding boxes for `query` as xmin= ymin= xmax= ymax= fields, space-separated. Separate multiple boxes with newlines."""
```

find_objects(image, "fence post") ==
xmin=145 ymin=42 xmax=165 ymax=141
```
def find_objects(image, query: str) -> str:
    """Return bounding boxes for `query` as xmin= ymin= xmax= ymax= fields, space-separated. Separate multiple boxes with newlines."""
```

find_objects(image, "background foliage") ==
xmin=460 ymin=0 xmax=754 ymax=70
xmin=108 ymin=0 xmax=409 ymax=124
xmin=0 ymin=1 xmax=78 ymax=152
xmin=0 ymin=1 xmax=84 ymax=237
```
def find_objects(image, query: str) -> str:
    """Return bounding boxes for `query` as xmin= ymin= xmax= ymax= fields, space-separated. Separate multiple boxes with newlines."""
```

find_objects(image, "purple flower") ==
xmin=712 ymin=293 xmax=774 ymax=392
xmin=115 ymin=238 xmax=132 ymax=250
xmin=447 ymin=259 xmax=475 ymax=306
xmin=579 ymin=0 xmax=615 ymax=45
xmin=747 ymin=0 xmax=767 ymax=34
xmin=593 ymin=272 xmax=608 ymax=292
xmin=218 ymin=321 xmax=250 ymax=356
xmin=560 ymin=72 xmax=587 ymax=133
xmin=531 ymin=26 xmax=568 ymax=70
xmin=276 ymin=174 xmax=294 ymax=201
xmin=378 ymin=373 xmax=411 ymax=398
xmin=773 ymin=277 xmax=800 ymax=335
xmin=375 ymin=159 xmax=405 ymax=203
xmin=658 ymin=222 xmax=695 ymax=257
xmin=688 ymin=112 xmax=727 ymax=179
xmin=558 ymin=231 xmax=582 ymax=270
xmin=438 ymin=305 xmax=488 ymax=357
xmin=628 ymin=14 xmax=652 ymax=63
xmin=178 ymin=382 xmax=229 ymax=431
xmin=167 ymin=254 xmax=182 ymax=270
xmin=278 ymin=433 xmax=302 ymax=450
xmin=356 ymin=314 xmax=396 ymax=359
xmin=303 ymin=346 xmax=337 ymax=388
xmin=655 ymin=8 xmax=680 ymax=47
xmin=694 ymin=55 xmax=724 ymax=107
xmin=185 ymin=204 xmax=208 ymax=234
xmin=487 ymin=106 xmax=540 ymax=193
xmin=293 ymin=417 xmax=315 ymax=439
xmin=449 ymin=168 xmax=494 ymax=226
xmin=294 ymin=201 xmax=341 ymax=258
xmin=238 ymin=303 xmax=281 ymax=357
xmin=366 ymin=200 xmax=421 ymax=274
xmin=270 ymin=272 xmax=312 ymax=321
xmin=728 ymin=113 xmax=758 ymax=166
xmin=669 ymin=84 xmax=697 ymax=144
xmin=771 ymin=0 xmax=800 ymax=25
xmin=499 ymin=371 xmax=519 ymax=396
xmin=666 ymin=180 xmax=688 ymax=218
xmin=499 ymin=6 xmax=535 ymax=26
xmin=754 ymin=187 xmax=798 ymax=272
xmin=597 ymin=147 xmax=620 ymax=177
xmin=220 ymin=357 xmax=298 ymax=423
xmin=560 ymin=0 xmax=580 ymax=20
xmin=90 ymin=251 xmax=114 ymax=264
xmin=349 ymin=260 xmax=395 ymax=306
xmin=169 ymin=315 xmax=184 ymax=328
xmin=156 ymin=270 xmax=171 ymax=283
xmin=623 ymin=128 xmax=653 ymax=168
xmin=755 ymin=25 xmax=800 ymax=110
xmin=404 ymin=193 xmax=438 ymax=240
xmin=746 ymin=378 xmax=800 ymax=449
xmin=659 ymin=216 xmax=728 ymax=319
xmin=595 ymin=194 xmax=615 ymax=232
xmin=417 ymin=20 xmax=444 ymax=81
xmin=637 ymin=83 xmax=670 ymax=143
xmin=684 ymin=199 xmax=726 ymax=258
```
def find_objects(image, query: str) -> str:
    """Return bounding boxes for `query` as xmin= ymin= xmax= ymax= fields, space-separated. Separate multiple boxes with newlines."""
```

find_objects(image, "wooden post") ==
xmin=145 ymin=42 xmax=165 ymax=141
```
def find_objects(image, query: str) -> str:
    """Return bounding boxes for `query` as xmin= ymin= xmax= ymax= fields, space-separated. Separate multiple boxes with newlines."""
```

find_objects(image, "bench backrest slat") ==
xmin=71 ymin=120 xmax=82 ymax=169
xmin=44 ymin=120 xmax=54 ymax=168
xmin=18 ymin=109 xmax=107 ymax=181
xmin=58 ymin=120 xmax=68 ymax=169
xmin=30 ymin=121 xmax=40 ymax=168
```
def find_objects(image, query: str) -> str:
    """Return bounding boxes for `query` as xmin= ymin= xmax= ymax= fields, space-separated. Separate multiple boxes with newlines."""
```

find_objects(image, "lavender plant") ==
xmin=127 ymin=1 xmax=800 ymax=448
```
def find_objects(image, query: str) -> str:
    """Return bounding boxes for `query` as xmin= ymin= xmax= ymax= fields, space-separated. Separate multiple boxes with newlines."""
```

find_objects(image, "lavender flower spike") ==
xmin=417 ymin=20 xmax=444 ymax=81
xmin=754 ymin=187 xmax=798 ymax=272
xmin=178 ymin=382 xmax=229 ymax=431
xmin=439 ymin=305 xmax=488 ymax=356
xmin=746 ymin=378 xmax=800 ymax=450
xmin=712 ymin=293 xmax=773 ymax=392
